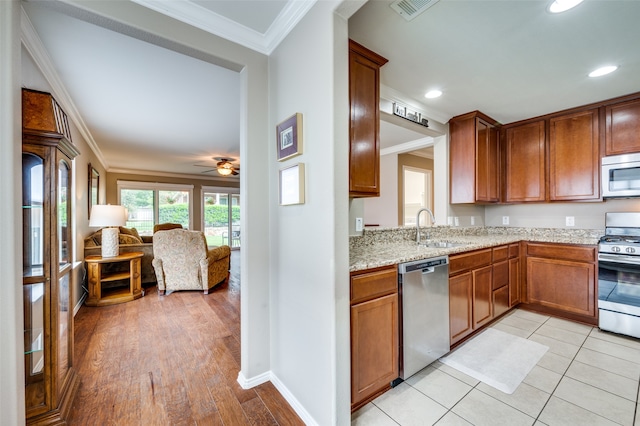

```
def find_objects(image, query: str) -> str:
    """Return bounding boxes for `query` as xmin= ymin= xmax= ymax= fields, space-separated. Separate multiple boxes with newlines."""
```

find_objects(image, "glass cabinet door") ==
xmin=22 ymin=151 xmax=47 ymax=411
xmin=57 ymin=158 xmax=72 ymax=395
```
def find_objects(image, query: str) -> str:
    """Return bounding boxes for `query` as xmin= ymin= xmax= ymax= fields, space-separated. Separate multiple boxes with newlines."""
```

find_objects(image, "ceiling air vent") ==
xmin=390 ymin=0 xmax=441 ymax=21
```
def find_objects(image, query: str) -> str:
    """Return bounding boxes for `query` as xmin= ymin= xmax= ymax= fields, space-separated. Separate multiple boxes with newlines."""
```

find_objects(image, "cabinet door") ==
xmin=476 ymin=119 xmax=500 ymax=202
xmin=549 ymin=109 xmax=600 ymax=200
xmin=351 ymin=293 xmax=399 ymax=406
xmin=509 ymin=256 xmax=521 ymax=307
xmin=527 ymin=257 xmax=595 ymax=317
xmin=473 ymin=265 xmax=493 ymax=328
xmin=605 ymin=98 xmax=640 ymax=155
xmin=349 ymin=41 xmax=387 ymax=197
xmin=505 ymin=121 xmax=546 ymax=202
xmin=449 ymin=272 xmax=473 ymax=345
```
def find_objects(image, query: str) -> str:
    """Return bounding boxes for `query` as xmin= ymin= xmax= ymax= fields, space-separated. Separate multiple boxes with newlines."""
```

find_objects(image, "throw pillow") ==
xmin=119 ymin=234 xmax=143 ymax=245
xmin=119 ymin=226 xmax=142 ymax=243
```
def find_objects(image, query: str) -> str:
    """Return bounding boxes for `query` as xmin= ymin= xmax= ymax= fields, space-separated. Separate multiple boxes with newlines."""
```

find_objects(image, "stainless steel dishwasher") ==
xmin=398 ymin=255 xmax=450 ymax=380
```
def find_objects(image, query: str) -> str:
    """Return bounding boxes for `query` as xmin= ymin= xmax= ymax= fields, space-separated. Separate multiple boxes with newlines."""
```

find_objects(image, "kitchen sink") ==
xmin=420 ymin=240 xmax=467 ymax=248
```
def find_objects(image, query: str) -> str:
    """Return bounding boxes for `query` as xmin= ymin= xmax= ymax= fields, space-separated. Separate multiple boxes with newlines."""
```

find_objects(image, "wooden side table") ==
xmin=85 ymin=251 xmax=144 ymax=306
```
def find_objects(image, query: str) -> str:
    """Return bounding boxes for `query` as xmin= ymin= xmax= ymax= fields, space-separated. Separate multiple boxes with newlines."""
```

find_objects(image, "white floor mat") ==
xmin=439 ymin=328 xmax=548 ymax=394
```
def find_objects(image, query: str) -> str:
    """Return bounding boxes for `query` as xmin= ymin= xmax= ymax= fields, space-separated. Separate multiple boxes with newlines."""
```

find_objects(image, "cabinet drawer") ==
xmin=509 ymin=243 xmax=520 ymax=258
xmin=526 ymin=242 xmax=596 ymax=263
xmin=351 ymin=267 xmax=397 ymax=304
xmin=493 ymin=260 xmax=509 ymax=290
xmin=492 ymin=245 xmax=508 ymax=262
xmin=450 ymin=249 xmax=492 ymax=276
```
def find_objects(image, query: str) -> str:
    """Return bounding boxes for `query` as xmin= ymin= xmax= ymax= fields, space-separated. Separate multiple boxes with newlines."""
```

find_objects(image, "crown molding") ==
xmin=131 ymin=0 xmax=316 ymax=55
xmin=108 ymin=167 xmax=240 ymax=183
xmin=21 ymin=7 xmax=109 ymax=170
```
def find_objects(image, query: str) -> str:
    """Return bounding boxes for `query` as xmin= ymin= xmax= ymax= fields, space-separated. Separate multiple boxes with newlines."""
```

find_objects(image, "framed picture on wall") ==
xmin=279 ymin=163 xmax=305 ymax=205
xmin=88 ymin=164 xmax=99 ymax=216
xmin=276 ymin=113 xmax=303 ymax=161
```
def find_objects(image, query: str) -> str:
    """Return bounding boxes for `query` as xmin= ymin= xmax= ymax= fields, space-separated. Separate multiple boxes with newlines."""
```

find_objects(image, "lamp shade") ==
xmin=89 ymin=204 xmax=127 ymax=228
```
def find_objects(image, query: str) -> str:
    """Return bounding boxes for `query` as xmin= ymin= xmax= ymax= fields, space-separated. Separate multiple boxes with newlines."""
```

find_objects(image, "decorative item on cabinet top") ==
xmin=393 ymin=102 xmax=429 ymax=128
xmin=276 ymin=113 xmax=303 ymax=161
xmin=22 ymin=88 xmax=73 ymax=142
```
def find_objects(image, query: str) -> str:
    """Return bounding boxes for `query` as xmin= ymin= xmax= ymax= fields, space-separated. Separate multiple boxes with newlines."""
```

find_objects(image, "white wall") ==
xmin=268 ymin=2 xmax=350 ymax=424
xmin=486 ymin=198 xmax=640 ymax=229
xmin=364 ymin=153 xmax=398 ymax=227
xmin=0 ymin=1 xmax=26 ymax=423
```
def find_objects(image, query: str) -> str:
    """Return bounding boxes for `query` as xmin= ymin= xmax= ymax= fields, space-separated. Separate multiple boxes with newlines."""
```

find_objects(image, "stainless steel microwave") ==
xmin=602 ymin=153 xmax=640 ymax=198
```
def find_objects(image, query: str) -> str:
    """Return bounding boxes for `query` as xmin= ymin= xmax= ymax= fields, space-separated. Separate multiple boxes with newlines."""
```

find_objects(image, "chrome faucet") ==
xmin=416 ymin=207 xmax=436 ymax=244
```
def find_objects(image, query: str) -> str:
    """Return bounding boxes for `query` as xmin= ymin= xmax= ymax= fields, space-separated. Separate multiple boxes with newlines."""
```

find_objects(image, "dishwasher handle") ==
xmin=398 ymin=255 xmax=448 ymax=274
xmin=422 ymin=267 xmax=435 ymax=274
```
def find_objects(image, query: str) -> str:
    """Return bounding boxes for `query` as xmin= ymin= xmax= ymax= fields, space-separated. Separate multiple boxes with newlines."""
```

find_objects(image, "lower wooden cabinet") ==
xmin=449 ymin=249 xmax=493 ymax=345
xmin=450 ymin=244 xmax=521 ymax=346
xmin=350 ymin=266 xmax=398 ymax=410
xmin=524 ymin=242 xmax=597 ymax=324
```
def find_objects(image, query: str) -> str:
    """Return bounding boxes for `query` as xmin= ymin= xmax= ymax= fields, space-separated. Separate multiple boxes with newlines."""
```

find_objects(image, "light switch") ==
xmin=502 ymin=216 xmax=509 ymax=225
xmin=566 ymin=216 xmax=575 ymax=226
xmin=355 ymin=217 xmax=363 ymax=232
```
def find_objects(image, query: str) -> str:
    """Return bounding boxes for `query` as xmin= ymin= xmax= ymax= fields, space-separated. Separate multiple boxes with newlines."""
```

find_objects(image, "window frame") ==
xmin=117 ymin=180 xmax=194 ymax=231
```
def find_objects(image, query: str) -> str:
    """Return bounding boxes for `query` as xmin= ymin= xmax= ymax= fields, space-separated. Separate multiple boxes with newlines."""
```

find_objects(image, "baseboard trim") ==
xmin=73 ymin=292 xmax=86 ymax=317
xmin=237 ymin=371 xmax=317 ymax=426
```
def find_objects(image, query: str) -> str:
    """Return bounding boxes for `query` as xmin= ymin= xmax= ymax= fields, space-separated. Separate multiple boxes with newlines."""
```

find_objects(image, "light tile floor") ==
xmin=352 ymin=309 xmax=640 ymax=426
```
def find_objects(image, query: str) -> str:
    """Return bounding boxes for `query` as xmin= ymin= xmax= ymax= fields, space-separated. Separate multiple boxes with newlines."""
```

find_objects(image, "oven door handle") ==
xmin=598 ymin=253 xmax=640 ymax=265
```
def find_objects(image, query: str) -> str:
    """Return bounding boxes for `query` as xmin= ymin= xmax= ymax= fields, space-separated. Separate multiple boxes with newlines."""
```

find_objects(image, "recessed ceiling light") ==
xmin=425 ymin=90 xmax=442 ymax=99
xmin=589 ymin=65 xmax=618 ymax=78
xmin=548 ymin=0 xmax=583 ymax=13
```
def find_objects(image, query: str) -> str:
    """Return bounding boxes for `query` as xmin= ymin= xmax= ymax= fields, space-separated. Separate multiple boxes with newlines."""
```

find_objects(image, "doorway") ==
xmin=403 ymin=166 xmax=433 ymax=226
xmin=203 ymin=187 xmax=240 ymax=249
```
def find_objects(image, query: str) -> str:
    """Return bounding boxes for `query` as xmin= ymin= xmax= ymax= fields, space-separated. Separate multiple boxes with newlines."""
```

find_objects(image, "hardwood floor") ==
xmin=69 ymin=251 xmax=303 ymax=425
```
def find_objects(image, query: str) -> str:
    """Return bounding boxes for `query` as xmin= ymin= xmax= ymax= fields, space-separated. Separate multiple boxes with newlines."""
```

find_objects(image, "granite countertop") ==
xmin=349 ymin=226 xmax=602 ymax=272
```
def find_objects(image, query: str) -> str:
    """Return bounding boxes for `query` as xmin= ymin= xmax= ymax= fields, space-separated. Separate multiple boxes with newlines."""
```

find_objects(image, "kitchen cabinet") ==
xmin=350 ymin=266 xmax=398 ymax=410
xmin=509 ymin=243 xmax=521 ymax=307
xmin=504 ymin=108 xmax=600 ymax=203
xmin=349 ymin=40 xmax=388 ymax=197
xmin=22 ymin=89 xmax=79 ymax=424
xmin=504 ymin=120 xmax=546 ymax=202
xmin=449 ymin=111 xmax=500 ymax=203
xmin=605 ymin=97 xmax=640 ymax=155
xmin=449 ymin=249 xmax=493 ymax=345
xmin=524 ymin=242 xmax=597 ymax=325
xmin=549 ymin=109 xmax=600 ymax=201
xmin=492 ymin=246 xmax=510 ymax=318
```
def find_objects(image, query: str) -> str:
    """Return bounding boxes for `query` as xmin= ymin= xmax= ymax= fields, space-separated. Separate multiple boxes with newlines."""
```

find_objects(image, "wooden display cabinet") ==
xmin=22 ymin=88 xmax=79 ymax=424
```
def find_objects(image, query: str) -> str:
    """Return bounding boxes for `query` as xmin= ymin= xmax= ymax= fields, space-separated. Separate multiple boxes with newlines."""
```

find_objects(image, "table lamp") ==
xmin=89 ymin=204 xmax=127 ymax=258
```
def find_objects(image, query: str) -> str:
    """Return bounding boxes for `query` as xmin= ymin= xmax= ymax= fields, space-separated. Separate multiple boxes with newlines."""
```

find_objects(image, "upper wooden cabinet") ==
xmin=549 ymin=109 xmax=600 ymax=201
xmin=450 ymin=111 xmax=500 ymax=203
xmin=349 ymin=40 xmax=388 ymax=197
xmin=504 ymin=120 xmax=546 ymax=202
xmin=504 ymin=109 xmax=600 ymax=203
xmin=605 ymin=97 xmax=640 ymax=156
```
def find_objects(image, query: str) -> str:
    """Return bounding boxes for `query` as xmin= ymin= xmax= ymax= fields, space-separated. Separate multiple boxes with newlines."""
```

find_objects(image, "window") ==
xmin=202 ymin=186 xmax=240 ymax=249
xmin=117 ymin=181 xmax=193 ymax=235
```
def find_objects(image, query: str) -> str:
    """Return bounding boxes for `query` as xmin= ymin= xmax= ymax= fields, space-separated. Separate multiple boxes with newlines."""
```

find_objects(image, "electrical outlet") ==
xmin=355 ymin=217 xmax=363 ymax=232
xmin=447 ymin=216 xmax=453 ymax=226
xmin=502 ymin=216 xmax=510 ymax=225
xmin=566 ymin=216 xmax=575 ymax=227
xmin=471 ymin=216 xmax=475 ymax=225
xmin=454 ymin=217 xmax=459 ymax=226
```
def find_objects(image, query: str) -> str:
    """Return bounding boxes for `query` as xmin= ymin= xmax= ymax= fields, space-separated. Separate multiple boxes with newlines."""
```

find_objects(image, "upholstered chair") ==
xmin=153 ymin=222 xmax=183 ymax=233
xmin=152 ymin=229 xmax=231 ymax=295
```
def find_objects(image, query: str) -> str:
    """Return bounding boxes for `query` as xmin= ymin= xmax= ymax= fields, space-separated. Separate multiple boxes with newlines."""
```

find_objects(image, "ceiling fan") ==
xmin=198 ymin=157 xmax=240 ymax=176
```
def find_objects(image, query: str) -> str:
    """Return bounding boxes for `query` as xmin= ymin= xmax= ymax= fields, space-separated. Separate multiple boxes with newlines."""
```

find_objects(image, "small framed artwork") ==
xmin=88 ymin=163 xmax=99 ymax=216
xmin=279 ymin=163 xmax=305 ymax=205
xmin=276 ymin=113 xmax=303 ymax=161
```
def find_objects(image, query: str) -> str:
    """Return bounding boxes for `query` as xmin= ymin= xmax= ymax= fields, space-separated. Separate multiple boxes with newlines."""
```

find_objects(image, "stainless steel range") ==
xmin=598 ymin=212 xmax=640 ymax=339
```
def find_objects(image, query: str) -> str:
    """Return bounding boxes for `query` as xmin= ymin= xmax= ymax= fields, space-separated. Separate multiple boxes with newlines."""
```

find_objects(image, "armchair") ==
xmin=152 ymin=229 xmax=231 ymax=295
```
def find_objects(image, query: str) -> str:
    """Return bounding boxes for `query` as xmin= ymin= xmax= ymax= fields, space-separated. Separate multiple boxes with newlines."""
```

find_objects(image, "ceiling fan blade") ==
xmin=200 ymin=169 xmax=216 ymax=173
